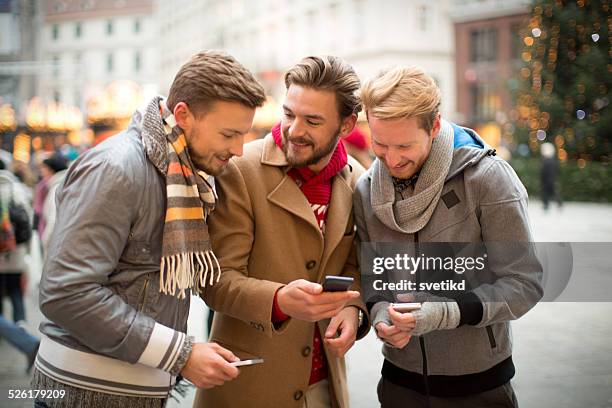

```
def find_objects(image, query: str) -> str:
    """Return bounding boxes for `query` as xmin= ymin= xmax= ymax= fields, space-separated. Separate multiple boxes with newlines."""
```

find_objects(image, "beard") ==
xmin=188 ymin=149 xmax=231 ymax=177
xmin=282 ymin=126 xmax=341 ymax=168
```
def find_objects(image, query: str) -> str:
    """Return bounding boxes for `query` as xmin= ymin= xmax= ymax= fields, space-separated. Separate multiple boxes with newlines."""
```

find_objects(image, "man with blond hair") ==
xmin=32 ymin=51 xmax=266 ymax=407
xmin=194 ymin=55 xmax=370 ymax=408
xmin=354 ymin=66 xmax=542 ymax=407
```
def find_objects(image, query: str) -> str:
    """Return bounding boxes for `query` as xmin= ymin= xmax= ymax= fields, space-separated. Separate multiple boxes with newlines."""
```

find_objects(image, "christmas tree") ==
xmin=514 ymin=0 xmax=610 ymax=165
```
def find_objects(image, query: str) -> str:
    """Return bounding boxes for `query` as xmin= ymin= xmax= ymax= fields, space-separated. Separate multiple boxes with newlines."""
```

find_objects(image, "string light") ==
xmin=514 ymin=0 xmax=606 ymax=162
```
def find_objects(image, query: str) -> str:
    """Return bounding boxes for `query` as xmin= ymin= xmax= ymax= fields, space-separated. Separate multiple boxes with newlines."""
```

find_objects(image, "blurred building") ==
xmin=0 ymin=0 xmax=41 ymax=154
xmin=0 ymin=0 xmax=41 ymax=112
xmin=156 ymin=0 xmax=457 ymax=121
xmin=39 ymin=0 xmax=158 ymax=111
xmin=453 ymin=0 xmax=529 ymax=148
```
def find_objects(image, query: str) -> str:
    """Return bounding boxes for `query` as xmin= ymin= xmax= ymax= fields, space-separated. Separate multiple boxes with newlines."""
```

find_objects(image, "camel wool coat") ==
xmin=194 ymin=134 xmax=370 ymax=408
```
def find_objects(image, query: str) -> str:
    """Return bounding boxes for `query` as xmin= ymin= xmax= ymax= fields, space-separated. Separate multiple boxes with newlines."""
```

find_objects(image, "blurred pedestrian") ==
xmin=0 ymin=315 xmax=39 ymax=373
xmin=343 ymin=126 xmax=373 ymax=168
xmin=11 ymin=160 xmax=36 ymax=189
xmin=540 ymin=142 xmax=562 ymax=211
xmin=32 ymin=51 xmax=266 ymax=408
xmin=0 ymin=159 xmax=33 ymax=325
xmin=39 ymin=154 xmax=69 ymax=254
xmin=33 ymin=153 xmax=68 ymax=246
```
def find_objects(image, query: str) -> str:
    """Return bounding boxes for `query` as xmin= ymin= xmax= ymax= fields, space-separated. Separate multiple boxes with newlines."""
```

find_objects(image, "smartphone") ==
xmin=230 ymin=358 xmax=264 ymax=367
xmin=322 ymin=276 xmax=354 ymax=292
xmin=390 ymin=302 xmax=422 ymax=313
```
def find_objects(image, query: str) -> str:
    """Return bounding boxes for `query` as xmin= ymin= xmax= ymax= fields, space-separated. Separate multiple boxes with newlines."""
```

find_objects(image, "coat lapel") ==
xmin=319 ymin=168 xmax=354 ymax=279
xmin=262 ymin=134 xmax=322 ymax=235
xmin=267 ymin=175 xmax=322 ymax=234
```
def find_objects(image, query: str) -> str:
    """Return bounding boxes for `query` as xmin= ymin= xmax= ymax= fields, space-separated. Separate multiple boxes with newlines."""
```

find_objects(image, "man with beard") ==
xmin=194 ymin=56 xmax=370 ymax=408
xmin=32 ymin=51 xmax=266 ymax=407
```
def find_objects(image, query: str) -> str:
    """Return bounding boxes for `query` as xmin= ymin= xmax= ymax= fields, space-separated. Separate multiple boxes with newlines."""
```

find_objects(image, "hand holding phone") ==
xmin=275 ymin=278 xmax=359 ymax=322
xmin=180 ymin=342 xmax=240 ymax=389
xmin=387 ymin=303 xmax=420 ymax=334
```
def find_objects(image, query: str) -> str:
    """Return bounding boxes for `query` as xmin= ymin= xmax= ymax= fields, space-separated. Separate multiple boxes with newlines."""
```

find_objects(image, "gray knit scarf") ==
xmin=371 ymin=119 xmax=454 ymax=234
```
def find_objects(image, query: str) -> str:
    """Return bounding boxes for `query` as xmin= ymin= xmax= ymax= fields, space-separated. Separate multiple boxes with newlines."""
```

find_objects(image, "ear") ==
xmin=339 ymin=113 xmax=358 ymax=139
xmin=172 ymin=102 xmax=194 ymax=132
xmin=431 ymin=113 xmax=442 ymax=139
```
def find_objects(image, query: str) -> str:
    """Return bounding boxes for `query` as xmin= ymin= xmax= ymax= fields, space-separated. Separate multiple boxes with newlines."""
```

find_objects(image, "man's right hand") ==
xmin=180 ymin=342 xmax=240 ymax=389
xmin=375 ymin=322 xmax=412 ymax=349
xmin=276 ymin=279 xmax=360 ymax=322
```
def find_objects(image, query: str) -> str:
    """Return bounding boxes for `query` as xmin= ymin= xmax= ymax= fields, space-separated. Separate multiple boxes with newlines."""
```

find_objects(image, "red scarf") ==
xmin=272 ymin=123 xmax=347 ymax=228
xmin=271 ymin=122 xmax=347 ymax=384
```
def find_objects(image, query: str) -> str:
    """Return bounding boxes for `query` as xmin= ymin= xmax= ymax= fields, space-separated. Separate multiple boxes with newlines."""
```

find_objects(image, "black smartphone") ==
xmin=322 ymin=276 xmax=354 ymax=292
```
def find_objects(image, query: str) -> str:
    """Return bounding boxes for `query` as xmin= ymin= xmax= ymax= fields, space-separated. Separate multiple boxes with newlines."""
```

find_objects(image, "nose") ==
xmin=229 ymin=135 xmax=244 ymax=157
xmin=385 ymin=149 xmax=403 ymax=168
xmin=288 ymin=118 xmax=306 ymax=138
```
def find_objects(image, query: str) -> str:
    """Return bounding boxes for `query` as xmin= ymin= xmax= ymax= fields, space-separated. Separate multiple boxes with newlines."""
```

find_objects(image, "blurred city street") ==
xmin=1 ymin=200 xmax=611 ymax=408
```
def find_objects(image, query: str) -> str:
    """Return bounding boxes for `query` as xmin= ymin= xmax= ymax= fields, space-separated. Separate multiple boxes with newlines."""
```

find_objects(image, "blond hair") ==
xmin=284 ymin=55 xmax=362 ymax=118
xmin=361 ymin=66 xmax=441 ymax=133
xmin=167 ymin=50 xmax=266 ymax=114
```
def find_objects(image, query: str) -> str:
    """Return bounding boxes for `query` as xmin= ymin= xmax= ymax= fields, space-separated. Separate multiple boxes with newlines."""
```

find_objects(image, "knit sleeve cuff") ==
xmin=371 ymin=301 xmax=391 ymax=330
xmin=168 ymin=336 xmax=194 ymax=377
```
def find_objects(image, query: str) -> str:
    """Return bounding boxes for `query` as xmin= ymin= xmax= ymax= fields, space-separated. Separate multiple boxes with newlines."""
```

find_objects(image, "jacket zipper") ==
xmin=138 ymin=276 xmax=150 ymax=312
xmin=415 ymin=232 xmax=431 ymax=407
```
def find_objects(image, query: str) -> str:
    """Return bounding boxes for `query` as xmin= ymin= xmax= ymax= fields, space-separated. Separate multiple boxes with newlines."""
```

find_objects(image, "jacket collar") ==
xmin=261 ymin=133 xmax=290 ymax=167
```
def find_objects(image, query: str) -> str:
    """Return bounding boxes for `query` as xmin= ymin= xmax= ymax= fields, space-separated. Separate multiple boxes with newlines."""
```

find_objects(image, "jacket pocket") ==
xmin=486 ymin=325 xmax=497 ymax=349
xmin=122 ymin=237 xmax=153 ymax=264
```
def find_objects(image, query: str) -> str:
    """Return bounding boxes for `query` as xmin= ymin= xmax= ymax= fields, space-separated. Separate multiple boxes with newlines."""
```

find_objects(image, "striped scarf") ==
xmin=141 ymin=96 xmax=220 ymax=299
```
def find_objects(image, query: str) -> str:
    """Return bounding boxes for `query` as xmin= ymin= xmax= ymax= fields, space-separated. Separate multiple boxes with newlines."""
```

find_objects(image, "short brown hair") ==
xmin=284 ymin=55 xmax=361 ymax=118
xmin=361 ymin=66 xmax=441 ymax=133
xmin=167 ymin=50 xmax=266 ymax=114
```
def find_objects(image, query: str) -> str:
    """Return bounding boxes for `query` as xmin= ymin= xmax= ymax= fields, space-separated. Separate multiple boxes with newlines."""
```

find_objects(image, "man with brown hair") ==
xmin=194 ymin=55 xmax=370 ymax=408
xmin=355 ymin=66 xmax=542 ymax=407
xmin=32 ymin=51 xmax=266 ymax=408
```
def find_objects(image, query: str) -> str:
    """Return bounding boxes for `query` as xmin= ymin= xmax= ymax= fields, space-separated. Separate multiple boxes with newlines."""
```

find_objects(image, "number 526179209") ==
xmin=8 ymin=389 xmax=66 ymax=399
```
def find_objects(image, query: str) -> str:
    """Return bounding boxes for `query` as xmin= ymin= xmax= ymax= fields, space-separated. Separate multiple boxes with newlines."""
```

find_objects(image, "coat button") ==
xmin=306 ymin=260 xmax=316 ymax=270
xmin=294 ymin=390 xmax=303 ymax=400
xmin=302 ymin=346 xmax=311 ymax=357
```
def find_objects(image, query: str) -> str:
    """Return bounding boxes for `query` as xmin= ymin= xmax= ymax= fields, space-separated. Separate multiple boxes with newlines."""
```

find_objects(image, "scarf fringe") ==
xmin=159 ymin=251 xmax=221 ymax=299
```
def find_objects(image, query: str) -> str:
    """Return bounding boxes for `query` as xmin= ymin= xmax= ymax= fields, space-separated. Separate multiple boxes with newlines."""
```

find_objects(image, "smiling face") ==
xmin=281 ymin=84 xmax=356 ymax=173
xmin=369 ymin=114 xmax=441 ymax=179
xmin=173 ymin=100 xmax=256 ymax=175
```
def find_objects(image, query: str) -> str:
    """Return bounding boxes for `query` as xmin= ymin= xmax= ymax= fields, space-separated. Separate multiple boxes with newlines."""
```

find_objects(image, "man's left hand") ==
xmin=323 ymin=306 xmax=359 ymax=358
